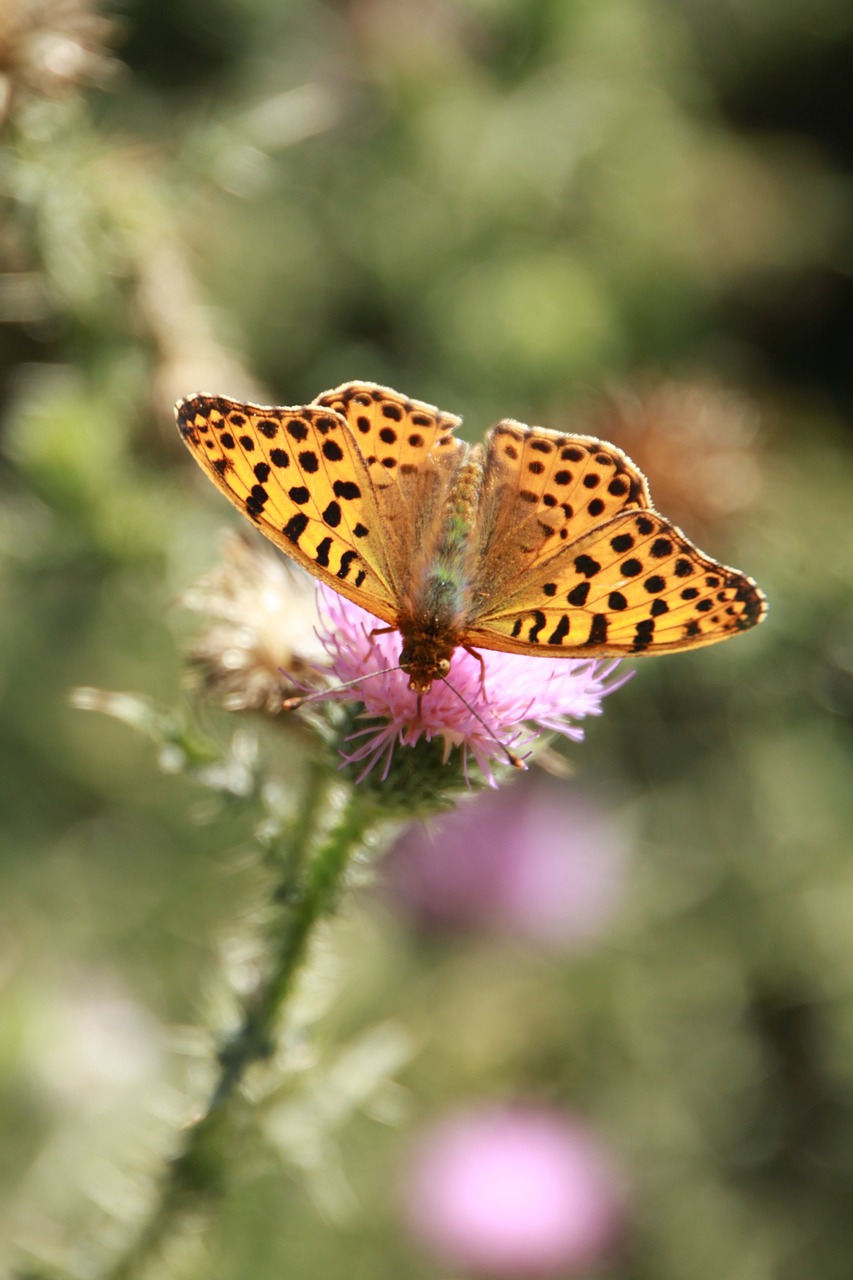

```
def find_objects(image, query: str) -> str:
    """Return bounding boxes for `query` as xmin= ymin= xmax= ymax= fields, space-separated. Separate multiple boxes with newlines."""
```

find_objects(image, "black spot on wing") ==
xmin=323 ymin=500 xmax=342 ymax=528
xmin=245 ymin=484 xmax=269 ymax=517
xmin=547 ymin=615 xmax=570 ymax=644
xmin=632 ymin=618 xmax=655 ymax=652
xmin=528 ymin=610 xmax=547 ymax=642
xmin=585 ymin=613 xmax=608 ymax=646
xmin=287 ymin=419 xmax=309 ymax=442
xmin=283 ymin=513 xmax=309 ymax=545
xmin=574 ymin=554 xmax=601 ymax=578
xmin=337 ymin=550 xmax=358 ymax=580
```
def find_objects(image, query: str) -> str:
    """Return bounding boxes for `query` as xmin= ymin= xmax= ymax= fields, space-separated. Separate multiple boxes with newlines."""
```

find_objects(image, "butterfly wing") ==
xmin=313 ymin=381 xmax=470 ymax=600
xmin=313 ymin=382 xmax=465 ymax=496
xmin=176 ymin=394 xmax=399 ymax=624
xmin=466 ymin=422 xmax=766 ymax=655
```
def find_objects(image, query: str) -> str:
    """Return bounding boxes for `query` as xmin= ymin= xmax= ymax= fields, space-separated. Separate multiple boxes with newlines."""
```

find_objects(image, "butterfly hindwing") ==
xmin=467 ymin=507 xmax=766 ymax=656
xmin=176 ymin=394 xmax=398 ymax=624
xmin=474 ymin=420 xmax=652 ymax=587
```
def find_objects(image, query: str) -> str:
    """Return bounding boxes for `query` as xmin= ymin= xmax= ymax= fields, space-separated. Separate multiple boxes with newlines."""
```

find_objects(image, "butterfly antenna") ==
xmin=439 ymin=677 xmax=526 ymax=770
xmin=282 ymin=664 xmax=404 ymax=710
xmin=287 ymin=669 xmax=525 ymax=771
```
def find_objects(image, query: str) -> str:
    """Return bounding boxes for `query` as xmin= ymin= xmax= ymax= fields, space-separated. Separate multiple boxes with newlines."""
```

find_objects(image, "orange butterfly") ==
xmin=176 ymin=381 xmax=766 ymax=693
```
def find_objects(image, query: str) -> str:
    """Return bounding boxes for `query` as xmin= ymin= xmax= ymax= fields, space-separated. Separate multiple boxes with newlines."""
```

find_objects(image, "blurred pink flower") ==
xmin=384 ymin=780 xmax=629 ymax=949
xmin=317 ymin=588 xmax=630 ymax=785
xmin=403 ymin=1105 xmax=626 ymax=1277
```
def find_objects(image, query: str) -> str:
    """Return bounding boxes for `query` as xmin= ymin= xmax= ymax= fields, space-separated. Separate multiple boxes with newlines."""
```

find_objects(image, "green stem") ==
xmin=102 ymin=777 xmax=376 ymax=1280
xmin=212 ymin=782 xmax=372 ymax=1107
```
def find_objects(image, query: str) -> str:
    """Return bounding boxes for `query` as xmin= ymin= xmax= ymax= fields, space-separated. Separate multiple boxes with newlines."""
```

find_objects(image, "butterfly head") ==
xmin=399 ymin=630 xmax=455 ymax=695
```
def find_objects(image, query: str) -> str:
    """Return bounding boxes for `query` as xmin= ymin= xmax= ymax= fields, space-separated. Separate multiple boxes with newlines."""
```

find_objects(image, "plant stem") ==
xmin=102 ymin=776 xmax=376 ymax=1280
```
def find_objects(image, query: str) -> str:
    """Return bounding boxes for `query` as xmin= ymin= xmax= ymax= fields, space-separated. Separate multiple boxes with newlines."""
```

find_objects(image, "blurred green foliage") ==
xmin=2 ymin=0 xmax=853 ymax=1276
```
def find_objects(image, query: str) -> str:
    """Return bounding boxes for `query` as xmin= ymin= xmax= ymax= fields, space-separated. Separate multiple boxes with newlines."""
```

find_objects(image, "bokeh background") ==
xmin=2 ymin=0 xmax=853 ymax=1276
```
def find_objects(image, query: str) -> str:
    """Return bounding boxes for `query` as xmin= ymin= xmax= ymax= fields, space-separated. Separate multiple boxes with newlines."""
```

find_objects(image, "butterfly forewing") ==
xmin=314 ymin=381 xmax=470 ymax=598
xmin=468 ymin=507 xmax=766 ymax=656
xmin=314 ymin=382 xmax=464 ymax=497
xmin=176 ymin=394 xmax=398 ymax=624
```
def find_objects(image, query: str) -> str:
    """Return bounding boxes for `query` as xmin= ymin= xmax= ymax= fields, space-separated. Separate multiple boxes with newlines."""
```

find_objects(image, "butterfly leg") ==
xmin=367 ymin=624 xmax=397 ymax=655
xmin=462 ymin=643 xmax=488 ymax=697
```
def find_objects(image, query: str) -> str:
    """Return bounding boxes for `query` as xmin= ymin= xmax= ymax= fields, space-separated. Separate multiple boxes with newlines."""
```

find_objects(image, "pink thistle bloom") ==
xmin=402 ymin=1104 xmax=626 ymax=1276
xmin=385 ymin=780 xmax=630 ymax=949
xmin=315 ymin=587 xmax=631 ymax=785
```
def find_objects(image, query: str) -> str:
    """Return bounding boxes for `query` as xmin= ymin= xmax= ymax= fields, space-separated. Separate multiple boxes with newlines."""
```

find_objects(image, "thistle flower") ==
xmin=403 ymin=1105 xmax=626 ymax=1277
xmin=183 ymin=536 xmax=628 ymax=785
xmin=0 ymin=0 xmax=118 ymax=122
xmin=183 ymin=529 xmax=328 ymax=714
xmin=316 ymin=587 xmax=630 ymax=786
xmin=580 ymin=380 xmax=763 ymax=544
xmin=384 ymin=779 xmax=629 ymax=948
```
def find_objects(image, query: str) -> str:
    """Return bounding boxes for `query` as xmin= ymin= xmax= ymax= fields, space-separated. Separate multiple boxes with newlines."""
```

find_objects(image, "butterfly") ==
xmin=176 ymin=381 xmax=766 ymax=694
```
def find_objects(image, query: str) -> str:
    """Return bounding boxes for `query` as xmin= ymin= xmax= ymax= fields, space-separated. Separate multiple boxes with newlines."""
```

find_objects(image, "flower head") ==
xmin=183 ymin=536 xmax=629 ymax=790
xmin=183 ymin=530 xmax=327 ymax=713
xmin=0 ymin=0 xmax=118 ymax=121
xmin=580 ymin=380 xmax=763 ymax=544
xmin=317 ymin=587 xmax=630 ymax=786
xmin=385 ymin=779 xmax=629 ymax=948
xmin=402 ymin=1104 xmax=626 ymax=1277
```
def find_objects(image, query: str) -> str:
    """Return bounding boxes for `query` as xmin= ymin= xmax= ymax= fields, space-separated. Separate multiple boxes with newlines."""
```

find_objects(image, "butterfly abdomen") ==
xmin=396 ymin=451 xmax=486 ymax=690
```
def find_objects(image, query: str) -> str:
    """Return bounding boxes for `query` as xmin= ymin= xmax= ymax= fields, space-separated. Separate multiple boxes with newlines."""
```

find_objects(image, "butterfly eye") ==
xmin=437 ymin=658 xmax=451 ymax=676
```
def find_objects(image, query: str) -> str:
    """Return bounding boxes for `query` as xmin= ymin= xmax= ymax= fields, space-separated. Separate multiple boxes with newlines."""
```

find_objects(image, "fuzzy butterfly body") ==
xmin=176 ymin=381 xmax=766 ymax=692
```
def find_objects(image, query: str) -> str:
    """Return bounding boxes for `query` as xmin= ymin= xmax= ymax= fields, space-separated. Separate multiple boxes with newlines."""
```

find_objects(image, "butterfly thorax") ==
xmin=398 ymin=448 xmax=485 ymax=693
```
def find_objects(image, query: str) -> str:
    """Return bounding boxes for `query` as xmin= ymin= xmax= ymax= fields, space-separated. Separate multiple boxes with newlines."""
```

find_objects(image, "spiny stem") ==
xmin=212 ymin=785 xmax=372 ymax=1108
xmin=101 ymin=776 xmax=376 ymax=1280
